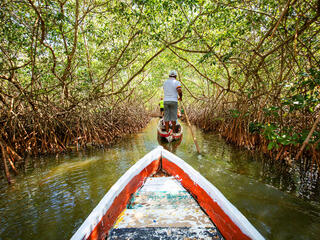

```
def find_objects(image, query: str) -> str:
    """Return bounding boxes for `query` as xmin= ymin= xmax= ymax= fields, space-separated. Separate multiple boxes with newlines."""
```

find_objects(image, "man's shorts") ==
xmin=164 ymin=101 xmax=178 ymax=121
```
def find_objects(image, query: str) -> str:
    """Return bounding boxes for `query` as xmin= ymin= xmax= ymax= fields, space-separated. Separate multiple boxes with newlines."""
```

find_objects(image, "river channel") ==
xmin=0 ymin=118 xmax=319 ymax=239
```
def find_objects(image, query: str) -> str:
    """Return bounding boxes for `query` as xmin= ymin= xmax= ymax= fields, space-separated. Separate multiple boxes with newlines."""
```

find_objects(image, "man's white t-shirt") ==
xmin=163 ymin=77 xmax=181 ymax=102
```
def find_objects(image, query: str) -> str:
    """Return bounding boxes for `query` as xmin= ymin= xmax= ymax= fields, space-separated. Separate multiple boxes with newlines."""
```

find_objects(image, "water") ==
xmin=0 ymin=118 xmax=319 ymax=239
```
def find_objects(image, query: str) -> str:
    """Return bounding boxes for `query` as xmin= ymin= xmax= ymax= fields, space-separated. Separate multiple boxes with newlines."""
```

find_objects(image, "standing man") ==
xmin=159 ymin=97 xmax=164 ymax=118
xmin=163 ymin=70 xmax=182 ymax=133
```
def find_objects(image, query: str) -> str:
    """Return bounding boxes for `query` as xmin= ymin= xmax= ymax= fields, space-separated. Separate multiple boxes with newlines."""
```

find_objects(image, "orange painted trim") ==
xmin=86 ymin=158 xmax=161 ymax=240
xmin=162 ymin=158 xmax=251 ymax=240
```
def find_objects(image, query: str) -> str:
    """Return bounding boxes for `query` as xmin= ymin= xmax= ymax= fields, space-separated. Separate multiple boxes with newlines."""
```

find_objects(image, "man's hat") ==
xmin=169 ymin=70 xmax=177 ymax=77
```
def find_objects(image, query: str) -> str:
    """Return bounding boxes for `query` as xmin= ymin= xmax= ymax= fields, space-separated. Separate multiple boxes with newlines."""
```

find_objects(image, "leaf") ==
xmin=267 ymin=142 xmax=274 ymax=150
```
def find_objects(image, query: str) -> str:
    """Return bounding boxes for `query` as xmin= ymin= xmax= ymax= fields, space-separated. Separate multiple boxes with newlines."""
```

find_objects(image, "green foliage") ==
xmin=0 ymin=0 xmax=319 ymax=158
xmin=245 ymin=68 xmax=320 ymax=150
xmin=229 ymin=109 xmax=240 ymax=118
xmin=263 ymin=106 xmax=280 ymax=118
xmin=248 ymin=120 xmax=320 ymax=150
xmin=249 ymin=122 xmax=263 ymax=134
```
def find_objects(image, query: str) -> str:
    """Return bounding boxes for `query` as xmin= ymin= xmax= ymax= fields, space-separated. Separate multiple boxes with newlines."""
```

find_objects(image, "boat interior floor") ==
xmin=108 ymin=176 xmax=224 ymax=239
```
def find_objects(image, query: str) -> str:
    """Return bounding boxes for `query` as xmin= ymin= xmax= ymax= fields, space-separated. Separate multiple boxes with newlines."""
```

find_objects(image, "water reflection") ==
xmin=298 ymin=167 xmax=320 ymax=200
xmin=0 ymin=118 xmax=319 ymax=240
xmin=157 ymin=135 xmax=182 ymax=153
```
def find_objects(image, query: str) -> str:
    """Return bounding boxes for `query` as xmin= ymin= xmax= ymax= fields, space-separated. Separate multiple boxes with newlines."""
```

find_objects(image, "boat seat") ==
xmin=108 ymin=227 xmax=222 ymax=239
xmin=108 ymin=177 xmax=224 ymax=239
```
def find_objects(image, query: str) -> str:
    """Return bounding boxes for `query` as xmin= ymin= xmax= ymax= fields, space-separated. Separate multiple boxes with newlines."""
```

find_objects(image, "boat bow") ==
xmin=71 ymin=146 xmax=264 ymax=240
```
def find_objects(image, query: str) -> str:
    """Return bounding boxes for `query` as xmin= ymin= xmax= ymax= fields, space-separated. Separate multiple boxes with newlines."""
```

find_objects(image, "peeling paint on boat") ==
xmin=113 ymin=177 xmax=215 ymax=229
xmin=110 ymin=176 xmax=224 ymax=239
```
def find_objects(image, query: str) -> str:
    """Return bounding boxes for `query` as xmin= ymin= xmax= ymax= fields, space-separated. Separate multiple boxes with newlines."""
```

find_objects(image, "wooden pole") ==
xmin=180 ymin=100 xmax=200 ymax=153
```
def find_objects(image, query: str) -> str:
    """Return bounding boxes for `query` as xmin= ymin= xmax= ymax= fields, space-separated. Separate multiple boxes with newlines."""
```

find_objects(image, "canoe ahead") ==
xmin=157 ymin=119 xmax=183 ymax=143
xmin=71 ymin=146 xmax=264 ymax=240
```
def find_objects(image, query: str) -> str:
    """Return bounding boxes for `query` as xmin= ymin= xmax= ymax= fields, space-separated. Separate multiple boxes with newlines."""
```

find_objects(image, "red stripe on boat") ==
xmin=172 ymin=133 xmax=182 ymax=139
xmin=158 ymin=131 xmax=171 ymax=138
xmin=162 ymin=158 xmax=251 ymax=240
xmin=86 ymin=158 xmax=161 ymax=240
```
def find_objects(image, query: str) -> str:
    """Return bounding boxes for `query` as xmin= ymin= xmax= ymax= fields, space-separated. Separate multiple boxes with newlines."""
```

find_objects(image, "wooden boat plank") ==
xmin=113 ymin=208 xmax=215 ymax=228
xmin=138 ymin=176 xmax=185 ymax=192
xmin=108 ymin=227 xmax=223 ymax=239
xmin=129 ymin=191 xmax=197 ymax=209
